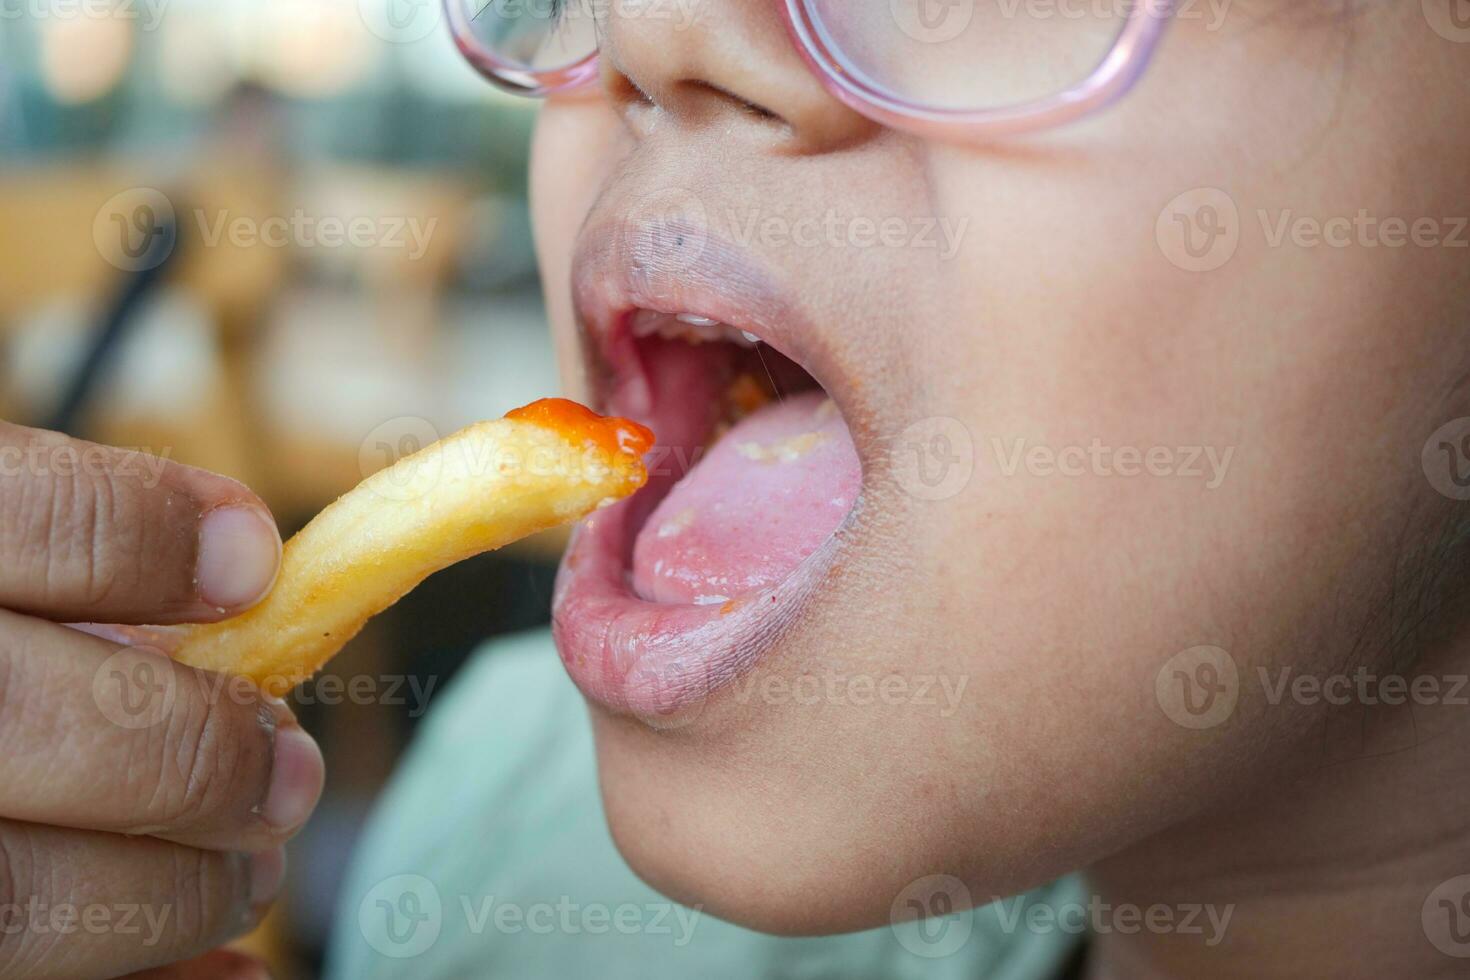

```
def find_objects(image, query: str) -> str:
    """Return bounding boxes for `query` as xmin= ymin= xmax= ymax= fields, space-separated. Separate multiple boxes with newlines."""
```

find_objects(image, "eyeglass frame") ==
xmin=445 ymin=0 xmax=1176 ymax=139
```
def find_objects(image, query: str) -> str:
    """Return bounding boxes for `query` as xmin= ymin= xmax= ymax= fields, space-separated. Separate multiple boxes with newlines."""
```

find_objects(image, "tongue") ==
xmin=632 ymin=390 xmax=860 ymax=606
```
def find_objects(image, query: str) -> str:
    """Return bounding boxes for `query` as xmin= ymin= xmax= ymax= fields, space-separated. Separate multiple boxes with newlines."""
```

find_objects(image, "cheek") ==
xmin=530 ymin=101 xmax=629 ymax=400
xmin=898 ymin=4 xmax=1470 ymax=857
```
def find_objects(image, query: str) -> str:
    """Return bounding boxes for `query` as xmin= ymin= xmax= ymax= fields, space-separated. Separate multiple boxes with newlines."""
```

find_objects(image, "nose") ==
xmin=596 ymin=1 xmax=875 ymax=151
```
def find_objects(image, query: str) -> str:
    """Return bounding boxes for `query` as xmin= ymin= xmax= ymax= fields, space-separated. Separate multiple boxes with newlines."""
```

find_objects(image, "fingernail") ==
xmin=263 ymin=725 xmax=324 ymax=833
xmin=250 ymin=847 xmax=287 ymax=907
xmin=197 ymin=506 xmax=282 ymax=611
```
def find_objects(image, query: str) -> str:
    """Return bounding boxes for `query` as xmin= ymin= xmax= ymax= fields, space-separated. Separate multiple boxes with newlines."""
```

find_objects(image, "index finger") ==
xmin=0 ymin=422 xmax=282 ymax=625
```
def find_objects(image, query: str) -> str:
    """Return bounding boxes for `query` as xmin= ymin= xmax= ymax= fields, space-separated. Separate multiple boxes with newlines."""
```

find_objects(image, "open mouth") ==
xmin=552 ymin=231 xmax=863 ymax=723
xmin=622 ymin=313 xmax=860 ymax=608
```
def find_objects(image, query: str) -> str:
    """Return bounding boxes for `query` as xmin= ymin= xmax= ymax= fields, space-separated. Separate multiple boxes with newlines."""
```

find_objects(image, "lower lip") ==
xmin=552 ymin=489 xmax=847 ymax=722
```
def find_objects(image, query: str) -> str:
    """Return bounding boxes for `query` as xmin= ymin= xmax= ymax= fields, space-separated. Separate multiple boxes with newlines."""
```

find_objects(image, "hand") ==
xmin=0 ymin=422 xmax=324 ymax=979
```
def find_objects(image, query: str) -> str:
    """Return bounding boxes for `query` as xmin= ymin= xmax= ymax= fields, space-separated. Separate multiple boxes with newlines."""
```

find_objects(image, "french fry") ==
xmin=173 ymin=399 xmax=652 ymax=696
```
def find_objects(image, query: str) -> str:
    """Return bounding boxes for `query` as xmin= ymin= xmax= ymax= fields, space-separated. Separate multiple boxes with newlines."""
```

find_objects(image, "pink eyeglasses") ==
xmin=446 ymin=0 xmax=1174 ymax=139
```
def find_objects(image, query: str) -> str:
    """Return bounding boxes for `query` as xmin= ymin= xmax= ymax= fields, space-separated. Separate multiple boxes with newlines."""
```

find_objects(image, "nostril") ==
xmin=610 ymin=69 xmax=654 ymax=110
xmin=592 ymin=2 xmax=872 ymax=151
xmin=607 ymin=70 xmax=788 ymax=139
xmin=605 ymin=66 xmax=659 ymax=134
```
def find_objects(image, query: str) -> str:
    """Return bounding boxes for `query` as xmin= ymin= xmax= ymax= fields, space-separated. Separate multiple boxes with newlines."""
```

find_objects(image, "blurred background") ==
xmin=0 ymin=1 xmax=559 ymax=974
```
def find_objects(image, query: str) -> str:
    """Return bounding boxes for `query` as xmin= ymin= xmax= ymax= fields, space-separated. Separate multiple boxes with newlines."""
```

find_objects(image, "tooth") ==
xmin=633 ymin=311 xmax=759 ymax=348
xmin=631 ymin=311 xmax=665 ymax=338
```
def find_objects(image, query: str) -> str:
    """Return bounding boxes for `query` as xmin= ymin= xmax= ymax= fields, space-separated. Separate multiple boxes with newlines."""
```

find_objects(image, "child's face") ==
xmin=530 ymin=2 xmax=1470 ymax=934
